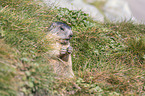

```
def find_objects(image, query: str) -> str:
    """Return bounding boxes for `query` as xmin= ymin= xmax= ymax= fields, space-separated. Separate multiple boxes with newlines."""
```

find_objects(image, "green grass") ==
xmin=0 ymin=0 xmax=57 ymax=95
xmin=0 ymin=0 xmax=145 ymax=95
xmin=0 ymin=40 xmax=18 ymax=96
xmin=70 ymin=21 xmax=145 ymax=95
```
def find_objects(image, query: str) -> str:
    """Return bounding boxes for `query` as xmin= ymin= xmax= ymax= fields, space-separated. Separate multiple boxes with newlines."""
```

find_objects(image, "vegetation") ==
xmin=0 ymin=0 xmax=145 ymax=95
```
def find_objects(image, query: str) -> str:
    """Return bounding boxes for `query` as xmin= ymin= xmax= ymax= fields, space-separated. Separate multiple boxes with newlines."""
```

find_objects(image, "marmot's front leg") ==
xmin=60 ymin=46 xmax=73 ymax=55
xmin=60 ymin=46 xmax=67 ymax=55
xmin=67 ymin=46 xmax=73 ymax=54
xmin=59 ymin=46 xmax=73 ymax=62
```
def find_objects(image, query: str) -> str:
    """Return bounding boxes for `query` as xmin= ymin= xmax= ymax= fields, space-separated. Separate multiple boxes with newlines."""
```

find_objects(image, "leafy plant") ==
xmin=56 ymin=7 xmax=94 ymax=27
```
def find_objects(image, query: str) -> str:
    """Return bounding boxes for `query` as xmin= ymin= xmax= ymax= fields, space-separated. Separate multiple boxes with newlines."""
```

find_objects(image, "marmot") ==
xmin=46 ymin=22 xmax=74 ymax=78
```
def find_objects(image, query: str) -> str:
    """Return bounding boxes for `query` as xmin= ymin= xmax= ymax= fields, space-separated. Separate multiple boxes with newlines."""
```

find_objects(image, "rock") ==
xmin=103 ymin=0 xmax=136 ymax=22
xmin=127 ymin=0 xmax=145 ymax=24
xmin=43 ymin=0 xmax=104 ymax=22
xmin=85 ymin=0 xmax=96 ymax=3
xmin=85 ymin=0 xmax=106 ymax=4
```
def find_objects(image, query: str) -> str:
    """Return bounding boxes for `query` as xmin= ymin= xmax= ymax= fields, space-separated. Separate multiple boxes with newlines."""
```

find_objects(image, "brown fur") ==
xmin=46 ymin=33 xmax=74 ymax=78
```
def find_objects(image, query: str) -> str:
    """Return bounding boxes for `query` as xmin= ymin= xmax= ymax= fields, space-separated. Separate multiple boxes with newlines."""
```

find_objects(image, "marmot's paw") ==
xmin=67 ymin=46 xmax=73 ymax=54
xmin=60 ymin=47 xmax=67 ymax=55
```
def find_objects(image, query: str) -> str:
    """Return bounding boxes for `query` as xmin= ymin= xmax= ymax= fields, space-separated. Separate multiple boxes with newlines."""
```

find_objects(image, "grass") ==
xmin=0 ymin=0 xmax=145 ymax=95
xmin=70 ymin=21 xmax=145 ymax=95
xmin=0 ymin=40 xmax=18 ymax=96
xmin=0 ymin=0 xmax=57 ymax=95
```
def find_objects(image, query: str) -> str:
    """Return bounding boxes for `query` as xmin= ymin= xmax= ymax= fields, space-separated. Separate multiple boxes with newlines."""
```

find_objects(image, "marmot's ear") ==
xmin=48 ymin=22 xmax=55 ymax=31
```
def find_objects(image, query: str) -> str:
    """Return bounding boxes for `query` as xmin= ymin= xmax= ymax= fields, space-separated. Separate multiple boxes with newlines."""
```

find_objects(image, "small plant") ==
xmin=56 ymin=7 xmax=94 ymax=27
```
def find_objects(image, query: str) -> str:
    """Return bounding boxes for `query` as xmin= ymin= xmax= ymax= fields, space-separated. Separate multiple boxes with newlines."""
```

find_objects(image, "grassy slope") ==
xmin=0 ymin=0 xmax=145 ymax=95
xmin=0 ymin=0 xmax=57 ymax=95
xmin=72 ymin=22 xmax=145 ymax=95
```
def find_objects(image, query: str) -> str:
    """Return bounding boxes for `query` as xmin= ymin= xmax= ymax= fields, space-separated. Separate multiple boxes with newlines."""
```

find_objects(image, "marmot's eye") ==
xmin=60 ymin=26 xmax=65 ymax=31
xmin=69 ymin=34 xmax=73 ymax=37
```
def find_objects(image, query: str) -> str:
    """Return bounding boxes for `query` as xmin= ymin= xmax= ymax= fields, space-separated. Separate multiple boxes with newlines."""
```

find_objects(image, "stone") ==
xmin=103 ymin=0 xmax=136 ymax=22
xmin=85 ymin=0 xmax=96 ymax=3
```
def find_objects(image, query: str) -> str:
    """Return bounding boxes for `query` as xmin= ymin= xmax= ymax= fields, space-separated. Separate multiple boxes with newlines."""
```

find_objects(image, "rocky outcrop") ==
xmin=103 ymin=0 xmax=136 ymax=22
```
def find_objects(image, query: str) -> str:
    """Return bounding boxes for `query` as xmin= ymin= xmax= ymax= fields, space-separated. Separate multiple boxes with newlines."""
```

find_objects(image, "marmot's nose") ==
xmin=65 ymin=34 xmax=73 ymax=40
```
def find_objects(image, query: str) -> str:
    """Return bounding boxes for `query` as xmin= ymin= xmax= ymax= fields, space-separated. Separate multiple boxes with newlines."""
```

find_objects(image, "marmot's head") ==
xmin=48 ymin=22 xmax=73 ymax=43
